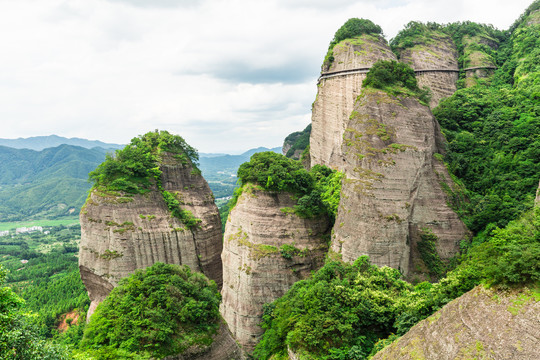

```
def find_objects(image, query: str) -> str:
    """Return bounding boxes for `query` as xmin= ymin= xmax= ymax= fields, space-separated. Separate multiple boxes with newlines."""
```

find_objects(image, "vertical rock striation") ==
xmin=310 ymin=34 xmax=396 ymax=169
xmin=329 ymin=89 xmax=468 ymax=279
xmin=398 ymin=32 xmax=459 ymax=108
xmin=371 ymin=285 xmax=540 ymax=360
xmin=220 ymin=186 xmax=330 ymax=352
xmin=79 ymin=153 xmax=222 ymax=319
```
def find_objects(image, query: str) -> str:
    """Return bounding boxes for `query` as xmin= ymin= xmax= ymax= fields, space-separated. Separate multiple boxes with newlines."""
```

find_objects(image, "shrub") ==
xmin=324 ymin=18 xmax=383 ymax=68
xmin=80 ymin=263 xmax=220 ymax=359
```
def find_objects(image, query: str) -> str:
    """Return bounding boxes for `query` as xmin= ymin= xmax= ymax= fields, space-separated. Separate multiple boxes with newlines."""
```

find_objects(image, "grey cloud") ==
xmin=179 ymin=61 xmax=320 ymax=85
xmin=276 ymin=0 xmax=411 ymax=10
xmin=106 ymin=0 xmax=202 ymax=8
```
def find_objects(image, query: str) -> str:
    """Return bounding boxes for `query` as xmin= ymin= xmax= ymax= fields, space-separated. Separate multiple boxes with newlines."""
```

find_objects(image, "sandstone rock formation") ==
xmin=534 ymin=179 xmax=540 ymax=206
xmin=371 ymin=285 xmax=540 ymax=360
xmin=79 ymin=152 xmax=223 ymax=318
xmin=329 ymin=89 xmax=468 ymax=279
xmin=398 ymin=31 xmax=459 ymax=108
xmin=310 ymin=34 xmax=396 ymax=169
xmin=165 ymin=322 xmax=243 ymax=360
xmin=462 ymin=34 xmax=498 ymax=87
xmin=220 ymin=185 xmax=330 ymax=352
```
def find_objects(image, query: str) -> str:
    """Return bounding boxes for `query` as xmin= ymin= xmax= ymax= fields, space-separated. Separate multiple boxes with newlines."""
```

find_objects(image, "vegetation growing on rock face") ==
xmin=362 ymin=60 xmax=431 ymax=105
xmin=88 ymin=130 xmax=202 ymax=230
xmin=432 ymin=4 xmax=540 ymax=234
xmin=233 ymin=152 xmax=342 ymax=222
xmin=323 ymin=18 xmax=383 ymax=69
xmin=89 ymin=130 xmax=198 ymax=195
xmin=80 ymin=263 xmax=221 ymax=359
xmin=283 ymin=124 xmax=311 ymax=159
xmin=254 ymin=207 xmax=540 ymax=359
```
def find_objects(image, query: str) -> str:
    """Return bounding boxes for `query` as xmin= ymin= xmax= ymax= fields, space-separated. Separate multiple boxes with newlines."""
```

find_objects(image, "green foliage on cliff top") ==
xmin=234 ymin=152 xmax=342 ymax=222
xmin=323 ymin=18 xmax=383 ymax=69
xmin=89 ymin=130 xmax=198 ymax=195
xmin=433 ymin=11 xmax=540 ymax=233
xmin=254 ymin=207 xmax=540 ymax=359
xmin=80 ymin=263 xmax=220 ymax=359
xmin=362 ymin=60 xmax=431 ymax=105
xmin=88 ymin=130 xmax=202 ymax=230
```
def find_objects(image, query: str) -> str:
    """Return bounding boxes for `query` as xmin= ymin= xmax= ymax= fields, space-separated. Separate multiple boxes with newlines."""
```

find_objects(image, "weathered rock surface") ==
xmin=330 ymin=89 xmax=468 ymax=279
xmin=534 ymin=182 xmax=540 ymax=206
xmin=79 ymin=153 xmax=222 ymax=319
xmin=372 ymin=285 xmax=540 ymax=360
xmin=164 ymin=321 xmax=244 ymax=360
xmin=399 ymin=32 xmax=459 ymax=108
xmin=463 ymin=34 xmax=498 ymax=87
xmin=310 ymin=34 xmax=396 ymax=169
xmin=220 ymin=186 xmax=330 ymax=352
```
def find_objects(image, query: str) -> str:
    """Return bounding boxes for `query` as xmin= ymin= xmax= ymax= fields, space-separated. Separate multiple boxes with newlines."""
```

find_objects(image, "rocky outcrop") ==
xmin=372 ymin=285 xmax=540 ymax=359
xmin=310 ymin=34 xmax=396 ymax=169
xmin=165 ymin=321 xmax=243 ymax=360
xmin=79 ymin=153 xmax=222 ymax=319
xmin=399 ymin=32 xmax=459 ymax=108
xmin=329 ymin=89 xmax=468 ymax=279
xmin=534 ymin=179 xmax=540 ymax=206
xmin=220 ymin=185 xmax=330 ymax=352
xmin=462 ymin=34 xmax=498 ymax=87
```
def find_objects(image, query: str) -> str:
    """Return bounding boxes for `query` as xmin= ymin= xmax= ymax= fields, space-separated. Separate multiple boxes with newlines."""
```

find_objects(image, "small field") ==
xmin=0 ymin=217 xmax=80 ymax=231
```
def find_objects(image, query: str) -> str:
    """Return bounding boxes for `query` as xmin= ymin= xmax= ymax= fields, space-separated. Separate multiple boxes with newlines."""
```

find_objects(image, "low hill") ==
xmin=0 ymin=135 xmax=123 ymax=151
xmin=0 ymin=145 xmax=109 ymax=221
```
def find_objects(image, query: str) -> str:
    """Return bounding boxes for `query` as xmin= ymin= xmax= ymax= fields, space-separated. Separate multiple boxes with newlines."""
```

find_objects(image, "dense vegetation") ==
xmin=0 ymin=266 xmax=72 ymax=359
xmin=324 ymin=18 xmax=383 ymax=69
xmin=0 ymin=225 xmax=89 ymax=341
xmin=80 ymin=263 xmax=221 ymax=359
xmin=432 ymin=4 xmax=540 ymax=234
xmin=234 ymin=152 xmax=342 ymax=222
xmin=283 ymin=124 xmax=311 ymax=159
xmin=254 ymin=207 xmax=540 ymax=359
xmin=89 ymin=130 xmax=198 ymax=195
xmin=362 ymin=60 xmax=431 ymax=104
xmin=89 ymin=130 xmax=202 ymax=230
xmin=0 ymin=145 xmax=108 ymax=221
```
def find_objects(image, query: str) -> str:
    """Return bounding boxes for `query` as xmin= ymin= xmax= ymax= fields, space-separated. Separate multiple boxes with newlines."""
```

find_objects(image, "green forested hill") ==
xmin=0 ymin=145 xmax=109 ymax=221
xmin=0 ymin=135 xmax=123 ymax=151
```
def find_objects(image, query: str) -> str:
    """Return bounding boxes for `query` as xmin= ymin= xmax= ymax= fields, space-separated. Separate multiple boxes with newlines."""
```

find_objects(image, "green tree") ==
xmin=80 ymin=263 xmax=221 ymax=359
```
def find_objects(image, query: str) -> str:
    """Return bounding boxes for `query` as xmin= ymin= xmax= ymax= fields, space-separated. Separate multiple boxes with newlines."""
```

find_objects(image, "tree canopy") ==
xmin=80 ymin=263 xmax=221 ymax=359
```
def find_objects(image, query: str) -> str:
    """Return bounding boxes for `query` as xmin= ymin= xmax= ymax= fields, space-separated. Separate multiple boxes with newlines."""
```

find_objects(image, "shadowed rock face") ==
xmin=399 ymin=32 xmax=459 ymax=108
xmin=220 ymin=186 xmax=330 ymax=352
xmin=79 ymin=153 xmax=222 ymax=319
xmin=163 ymin=322 xmax=244 ymax=360
xmin=371 ymin=285 xmax=540 ymax=360
xmin=536 ymin=179 xmax=540 ymax=206
xmin=310 ymin=34 xmax=396 ymax=170
xmin=330 ymin=89 xmax=468 ymax=279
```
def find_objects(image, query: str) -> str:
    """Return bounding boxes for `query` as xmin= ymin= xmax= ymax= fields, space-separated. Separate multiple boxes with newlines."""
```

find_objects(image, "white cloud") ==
xmin=0 ymin=0 xmax=533 ymax=152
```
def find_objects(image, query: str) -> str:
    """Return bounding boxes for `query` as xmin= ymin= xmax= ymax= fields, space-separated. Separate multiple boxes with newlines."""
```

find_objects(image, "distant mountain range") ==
xmin=0 ymin=138 xmax=281 ymax=222
xmin=0 ymin=135 xmax=124 ymax=151
xmin=0 ymin=145 xmax=109 ymax=221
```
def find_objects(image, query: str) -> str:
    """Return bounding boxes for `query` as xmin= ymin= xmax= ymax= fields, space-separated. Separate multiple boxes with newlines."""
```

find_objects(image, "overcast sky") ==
xmin=0 ymin=0 xmax=532 ymax=153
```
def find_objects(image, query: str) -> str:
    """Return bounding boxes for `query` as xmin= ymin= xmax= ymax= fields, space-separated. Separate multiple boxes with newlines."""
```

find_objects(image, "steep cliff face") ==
xmin=536 ymin=179 xmax=540 ymax=206
xmin=165 ymin=322 xmax=243 ymax=360
xmin=463 ymin=34 xmax=498 ymax=87
xmin=220 ymin=186 xmax=330 ymax=352
xmin=398 ymin=32 xmax=459 ymax=108
xmin=282 ymin=124 xmax=311 ymax=161
xmin=372 ymin=285 xmax=540 ymax=360
xmin=310 ymin=34 xmax=396 ymax=169
xmin=80 ymin=153 xmax=222 ymax=318
xmin=330 ymin=89 xmax=468 ymax=279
